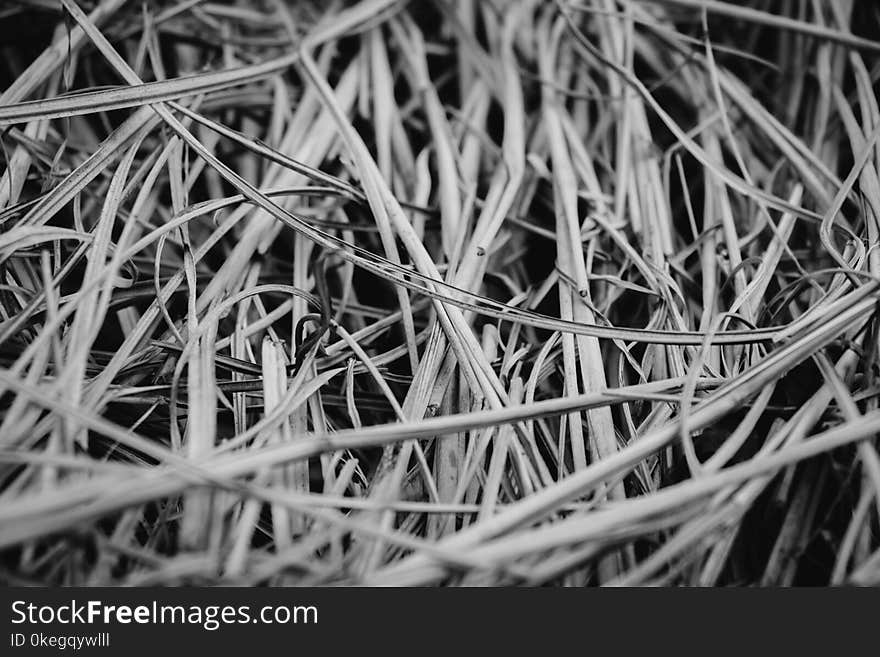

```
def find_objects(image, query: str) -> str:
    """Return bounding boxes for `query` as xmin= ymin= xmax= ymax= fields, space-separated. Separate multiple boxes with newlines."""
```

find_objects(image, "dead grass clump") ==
xmin=1 ymin=0 xmax=879 ymax=586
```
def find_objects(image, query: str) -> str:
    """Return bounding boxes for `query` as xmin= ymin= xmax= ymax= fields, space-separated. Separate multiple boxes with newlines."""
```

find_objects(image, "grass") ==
xmin=0 ymin=0 xmax=879 ymax=586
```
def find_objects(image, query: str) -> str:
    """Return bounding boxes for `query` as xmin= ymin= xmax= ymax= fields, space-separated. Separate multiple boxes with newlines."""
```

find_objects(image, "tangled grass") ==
xmin=1 ymin=0 xmax=879 ymax=586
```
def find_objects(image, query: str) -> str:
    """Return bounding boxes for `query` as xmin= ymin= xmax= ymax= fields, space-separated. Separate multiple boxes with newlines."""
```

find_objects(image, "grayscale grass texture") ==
xmin=1 ymin=0 xmax=879 ymax=586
